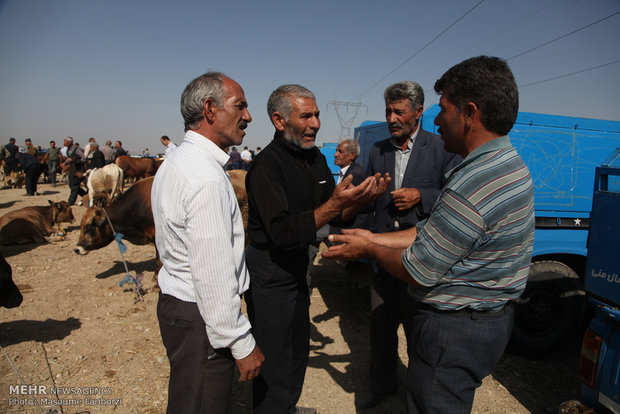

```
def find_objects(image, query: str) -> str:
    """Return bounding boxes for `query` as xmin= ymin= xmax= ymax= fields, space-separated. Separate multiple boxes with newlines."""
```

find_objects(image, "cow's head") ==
xmin=49 ymin=200 xmax=74 ymax=223
xmin=1 ymin=254 xmax=23 ymax=308
xmin=74 ymin=207 xmax=113 ymax=255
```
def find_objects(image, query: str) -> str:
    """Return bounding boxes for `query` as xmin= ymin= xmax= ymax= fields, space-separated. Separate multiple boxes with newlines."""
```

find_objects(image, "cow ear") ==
xmin=94 ymin=209 xmax=107 ymax=226
xmin=48 ymin=200 xmax=54 ymax=207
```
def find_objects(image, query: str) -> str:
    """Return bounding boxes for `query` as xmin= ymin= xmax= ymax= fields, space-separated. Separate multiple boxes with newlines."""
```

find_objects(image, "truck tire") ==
xmin=509 ymin=261 xmax=586 ymax=355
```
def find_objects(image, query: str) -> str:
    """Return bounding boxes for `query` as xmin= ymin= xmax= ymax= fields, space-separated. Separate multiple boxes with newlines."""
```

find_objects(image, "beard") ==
xmin=283 ymin=130 xmax=315 ymax=150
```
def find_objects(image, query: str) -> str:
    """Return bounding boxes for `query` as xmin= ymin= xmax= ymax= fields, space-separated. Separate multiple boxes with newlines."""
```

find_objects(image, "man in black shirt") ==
xmin=245 ymin=84 xmax=389 ymax=414
xmin=3 ymin=138 xmax=19 ymax=176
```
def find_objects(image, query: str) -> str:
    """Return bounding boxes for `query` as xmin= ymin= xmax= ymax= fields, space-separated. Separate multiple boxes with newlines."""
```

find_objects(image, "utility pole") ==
xmin=327 ymin=100 xmax=367 ymax=139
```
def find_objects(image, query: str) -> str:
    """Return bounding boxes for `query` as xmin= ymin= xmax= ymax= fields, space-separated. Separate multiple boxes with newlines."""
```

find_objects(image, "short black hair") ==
xmin=434 ymin=56 xmax=518 ymax=136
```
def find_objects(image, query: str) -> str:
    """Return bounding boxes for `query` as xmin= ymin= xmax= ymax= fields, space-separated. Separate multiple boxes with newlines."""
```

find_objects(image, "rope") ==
xmin=1 ymin=344 xmax=47 ymax=414
xmin=101 ymin=208 xmax=144 ymax=303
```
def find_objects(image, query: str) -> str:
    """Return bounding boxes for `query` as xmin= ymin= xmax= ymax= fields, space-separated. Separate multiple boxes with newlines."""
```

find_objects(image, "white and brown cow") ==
xmin=86 ymin=163 xmax=124 ymax=207
xmin=0 ymin=201 xmax=74 ymax=245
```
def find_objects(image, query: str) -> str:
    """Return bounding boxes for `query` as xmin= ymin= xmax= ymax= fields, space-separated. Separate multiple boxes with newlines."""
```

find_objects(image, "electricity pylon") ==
xmin=327 ymin=100 xmax=367 ymax=139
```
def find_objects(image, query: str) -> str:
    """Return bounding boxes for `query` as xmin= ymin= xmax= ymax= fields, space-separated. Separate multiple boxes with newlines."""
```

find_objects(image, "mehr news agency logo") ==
xmin=8 ymin=384 xmax=122 ymax=408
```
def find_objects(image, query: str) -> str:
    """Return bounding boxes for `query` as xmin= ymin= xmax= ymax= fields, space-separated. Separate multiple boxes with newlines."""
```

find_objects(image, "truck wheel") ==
xmin=509 ymin=261 xmax=586 ymax=355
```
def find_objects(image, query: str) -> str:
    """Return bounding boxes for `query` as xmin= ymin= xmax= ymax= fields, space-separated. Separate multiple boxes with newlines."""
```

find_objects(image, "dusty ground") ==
xmin=0 ymin=181 xmax=583 ymax=413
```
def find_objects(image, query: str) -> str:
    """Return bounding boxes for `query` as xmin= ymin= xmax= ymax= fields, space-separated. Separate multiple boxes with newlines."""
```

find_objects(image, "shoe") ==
xmin=294 ymin=407 xmax=317 ymax=414
xmin=356 ymin=391 xmax=392 ymax=410
xmin=35 ymin=192 xmax=40 ymax=195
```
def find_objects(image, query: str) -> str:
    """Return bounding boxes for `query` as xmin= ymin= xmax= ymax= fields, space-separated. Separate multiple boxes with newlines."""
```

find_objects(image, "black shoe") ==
xmin=294 ymin=407 xmax=317 ymax=414
xmin=356 ymin=391 xmax=392 ymax=410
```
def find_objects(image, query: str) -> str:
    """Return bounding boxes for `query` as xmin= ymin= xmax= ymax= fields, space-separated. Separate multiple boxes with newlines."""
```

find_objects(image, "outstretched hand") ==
xmin=323 ymin=228 xmax=375 ymax=261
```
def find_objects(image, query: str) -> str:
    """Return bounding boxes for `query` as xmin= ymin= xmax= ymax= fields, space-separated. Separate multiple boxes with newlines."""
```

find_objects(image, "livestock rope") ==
xmin=101 ymin=208 xmax=144 ymax=303
xmin=0 ymin=344 xmax=47 ymax=414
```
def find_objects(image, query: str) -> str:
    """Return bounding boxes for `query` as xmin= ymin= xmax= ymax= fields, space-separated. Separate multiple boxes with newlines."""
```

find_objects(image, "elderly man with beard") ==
xmin=152 ymin=72 xmax=264 ymax=414
xmin=245 ymin=84 xmax=389 ymax=414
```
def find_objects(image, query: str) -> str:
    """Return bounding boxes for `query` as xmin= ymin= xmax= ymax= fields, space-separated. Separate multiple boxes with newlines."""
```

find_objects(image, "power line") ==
xmin=518 ymin=59 xmax=620 ymax=88
xmin=507 ymin=11 xmax=620 ymax=61
xmin=356 ymin=0 xmax=485 ymax=100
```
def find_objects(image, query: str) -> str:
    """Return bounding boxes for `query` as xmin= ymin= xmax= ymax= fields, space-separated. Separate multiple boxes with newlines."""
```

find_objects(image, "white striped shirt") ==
xmin=151 ymin=130 xmax=254 ymax=359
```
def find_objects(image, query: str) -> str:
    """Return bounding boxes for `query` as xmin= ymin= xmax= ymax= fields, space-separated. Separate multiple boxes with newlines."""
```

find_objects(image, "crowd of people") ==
xmin=150 ymin=55 xmax=535 ymax=414
xmin=1 ymin=137 xmax=130 ymax=204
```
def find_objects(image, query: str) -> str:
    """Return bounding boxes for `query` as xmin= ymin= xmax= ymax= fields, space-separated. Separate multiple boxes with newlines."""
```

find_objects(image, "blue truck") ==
xmin=578 ymin=149 xmax=620 ymax=412
xmin=322 ymin=105 xmax=620 ymax=354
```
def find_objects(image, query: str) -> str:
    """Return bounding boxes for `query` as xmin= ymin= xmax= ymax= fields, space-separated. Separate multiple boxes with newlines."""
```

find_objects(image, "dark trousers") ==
xmin=48 ymin=160 xmax=58 ymax=185
xmin=68 ymin=175 xmax=87 ymax=205
xmin=368 ymin=268 xmax=415 ymax=396
xmin=25 ymin=163 xmax=45 ymax=195
xmin=406 ymin=302 xmax=514 ymax=413
xmin=246 ymin=246 xmax=310 ymax=414
xmin=157 ymin=293 xmax=235 ymax=414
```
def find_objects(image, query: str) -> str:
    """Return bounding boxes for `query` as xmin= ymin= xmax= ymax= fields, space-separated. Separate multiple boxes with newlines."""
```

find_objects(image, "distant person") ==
xmin=324 ymin=56 xmax=535 ymax=414
xmin=160 ymin=135 xmax=177 ymax=157
xmin=43 ymin=140 xmax=61 ymax=187
xmin=3 ymin=138 xmax=19 ymax=176
xmin=142 ymin=148 xmax=150 ymax=158
xmin=87 ymin=143 xmax=105 ymax=169
xmin=63 ymin=136 xmax=87 ymax=206
xmin=241 ymin=146 xmax=252 ymax=170
xmin=114 ymin=140 xmax=127 ymax=160
xmin=83 ymin=137 xmax=97 ymax=161
xmin=355 ymin=80 xmax=461 ymax=410
xmin=152 ymin=71 xmax=264 ymax=413
xmin=18 ymin=150 xmax=45 ymax=196
xmin=101 ymin=140 xmax=115 ymax=164
xmin=25 ymin=138 xmax=37 ymax=156
xmin=229 ymin=146 xmax=241 ymax=169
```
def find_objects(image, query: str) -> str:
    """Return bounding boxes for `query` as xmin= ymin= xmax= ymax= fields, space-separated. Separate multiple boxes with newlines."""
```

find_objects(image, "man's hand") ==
xmin=235 ymin=345 xmax=264 ymax=382
xmin=390 ymin=187 xmax=420 ymax=211
xmin=323 ymin=232 xmax=372 ymax=262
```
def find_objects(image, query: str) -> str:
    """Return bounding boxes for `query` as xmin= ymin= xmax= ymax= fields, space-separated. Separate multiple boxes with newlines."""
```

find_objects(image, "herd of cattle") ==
xmin=0 ymin=159 xmax=248 ymax=309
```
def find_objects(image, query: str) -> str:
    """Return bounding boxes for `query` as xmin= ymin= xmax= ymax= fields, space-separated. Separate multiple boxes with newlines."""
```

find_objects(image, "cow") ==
xmin=74 ymin=170 xmax=249 ymax=257
xmin=0 ymin=252 xmax=22 ymax=308
xmin=226 ymin=169 xmax=247 ymax=203
xmin=86 ymin=163 xmax=124 ymax=207
xmin=115 ymin=155 xmax=157 ymax=187
xmin=0 ymin=201 xmax=74 ymax=245
xmin=1 ymin=171 xmax=25 ymax=189
xmin=74 ymin=177 xmax=155 ymax=255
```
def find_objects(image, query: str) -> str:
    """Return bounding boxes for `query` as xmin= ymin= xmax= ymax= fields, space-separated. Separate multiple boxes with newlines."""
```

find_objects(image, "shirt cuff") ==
xmin=229 ymin=331 xmax=256 ymax=360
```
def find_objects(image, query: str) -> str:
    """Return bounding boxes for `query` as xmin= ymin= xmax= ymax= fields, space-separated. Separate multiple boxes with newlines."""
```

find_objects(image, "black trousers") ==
xmin=157 ymin=293 xmax=235 ymax=414
xmin=406 ymin=302 xmax=514 ymax=413
xmin=246 ymin=245 xmax=310 ymax=414
xmin=67 ymin=175 xmax=87 ymax=205
xmin=24 ymin=163 xmax=45 ymax=195
xmin=368 ymin=268 xmax=415 ymax=396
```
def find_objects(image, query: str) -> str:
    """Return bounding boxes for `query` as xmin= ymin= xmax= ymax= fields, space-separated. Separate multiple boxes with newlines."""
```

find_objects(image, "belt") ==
xmin=416 ymin=301 xmax=510 ymax=319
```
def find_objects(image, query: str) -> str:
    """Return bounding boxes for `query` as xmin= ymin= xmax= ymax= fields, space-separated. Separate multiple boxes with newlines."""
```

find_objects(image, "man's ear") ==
xmin=203 ymin=98 xmax=217 ymax=123
xmin=272 ymin=111 xmax=287 ymax=132
xmin=463 ymin=101 xmax=478 ymax=124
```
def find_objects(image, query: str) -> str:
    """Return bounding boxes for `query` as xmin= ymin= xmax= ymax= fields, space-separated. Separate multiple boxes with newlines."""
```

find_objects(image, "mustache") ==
xmin=388 ymin=121 xmax=403 ymax=129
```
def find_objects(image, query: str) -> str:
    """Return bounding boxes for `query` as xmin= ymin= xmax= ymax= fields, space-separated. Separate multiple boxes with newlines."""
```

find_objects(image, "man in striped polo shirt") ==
xmin=324 ymin=56 xmax=535 ymax=413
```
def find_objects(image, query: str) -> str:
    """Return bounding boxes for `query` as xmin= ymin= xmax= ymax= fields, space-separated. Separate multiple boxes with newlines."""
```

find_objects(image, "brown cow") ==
xmin=74 ymin=177 xmax=155 ymax=255
xmin=115 ymin=155 xmax=158 ymax=186
xmin=0 ymin=200 xmax=74 ymax=245
xmin=74 ymin=171 xmax=249 ymax=256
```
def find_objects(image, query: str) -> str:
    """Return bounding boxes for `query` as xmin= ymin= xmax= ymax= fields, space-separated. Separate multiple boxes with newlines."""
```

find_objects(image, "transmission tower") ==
xmin=327 ymin=100 xmax=367 ymax=139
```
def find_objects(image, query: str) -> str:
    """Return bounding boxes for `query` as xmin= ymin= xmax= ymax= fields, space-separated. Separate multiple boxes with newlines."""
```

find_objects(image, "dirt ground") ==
xmin=0 ymin=181 xmax=584 ymax=413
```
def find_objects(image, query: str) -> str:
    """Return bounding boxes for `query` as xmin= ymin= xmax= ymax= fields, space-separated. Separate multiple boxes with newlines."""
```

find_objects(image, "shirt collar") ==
xmin=339 ymin=164 xmax=351 ymax=176
xmin=184 ymin=130 xmax=230 ymax=169
xmin=389 ymin=125 xmax=420 ymax=151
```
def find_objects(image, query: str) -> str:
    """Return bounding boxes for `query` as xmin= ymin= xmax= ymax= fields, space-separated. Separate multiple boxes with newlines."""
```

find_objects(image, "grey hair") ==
xmin=180 ymin=71 xmax=227 ymax=132
xmin=64 ymin=136 xmax=74 ymax=143
xmin=267 ymin=84 xmax=315 ymax=124
xmin=339 ymin=137 xmax=360 ymax=158
xmin=384 ymin=80 xmax=425 ymax=110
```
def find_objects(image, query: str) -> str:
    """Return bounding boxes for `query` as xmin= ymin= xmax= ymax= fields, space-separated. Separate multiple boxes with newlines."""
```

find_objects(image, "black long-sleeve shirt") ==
xmin=246 ymin=135 xmax=336 ymax=253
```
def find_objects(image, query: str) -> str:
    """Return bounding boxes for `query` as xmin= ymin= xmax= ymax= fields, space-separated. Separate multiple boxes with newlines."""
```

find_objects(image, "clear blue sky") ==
xmin=1 ymin=0 xmax=619 ymax=155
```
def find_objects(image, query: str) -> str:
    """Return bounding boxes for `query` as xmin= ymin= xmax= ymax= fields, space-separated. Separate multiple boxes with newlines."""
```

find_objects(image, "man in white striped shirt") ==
xmin=151 ymin=72 xmax=264 ymax=414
